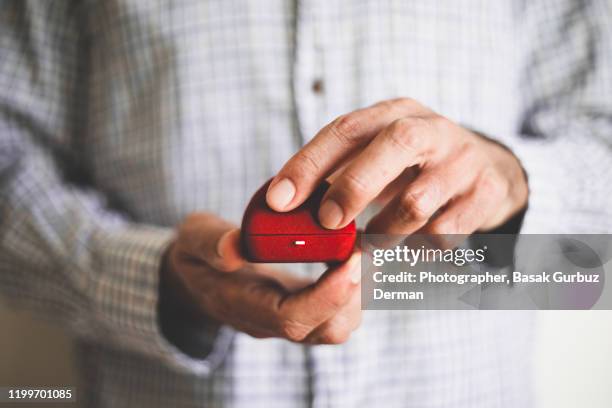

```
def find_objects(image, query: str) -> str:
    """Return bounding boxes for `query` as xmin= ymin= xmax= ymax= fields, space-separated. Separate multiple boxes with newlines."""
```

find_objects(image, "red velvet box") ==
xmin=241 ymin=179 xmax=356 ymax=263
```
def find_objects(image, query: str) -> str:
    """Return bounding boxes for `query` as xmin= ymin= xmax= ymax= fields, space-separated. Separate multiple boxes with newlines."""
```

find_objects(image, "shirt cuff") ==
xmin=91 ymin=225 xmax=235 ymax=375
xmin=502 ymin=138 xmax=568 ymax=234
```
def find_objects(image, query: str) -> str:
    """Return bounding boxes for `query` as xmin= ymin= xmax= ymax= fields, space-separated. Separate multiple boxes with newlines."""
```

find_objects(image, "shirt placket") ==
xmin=294 ymin=2 xmax=356 ymax=407
xmin=292 ymin=0 xmax=327 ymax=144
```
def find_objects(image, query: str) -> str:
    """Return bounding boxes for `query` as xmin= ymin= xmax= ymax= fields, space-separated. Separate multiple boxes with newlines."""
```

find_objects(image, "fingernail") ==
xmin=216 ymin=230 xmax=233 ymax=259
xmin=267 ymin=178 xmax=296 ymax=210
xmin=348 ymin=253 xmax=362 ymax=284
xmin=319 ymin=199 xmax=344 ymax=229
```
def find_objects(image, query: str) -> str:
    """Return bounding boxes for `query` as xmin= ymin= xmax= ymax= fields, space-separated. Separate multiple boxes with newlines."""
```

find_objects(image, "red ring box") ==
xmin=241 ymin=179 xmax=356 ymax=263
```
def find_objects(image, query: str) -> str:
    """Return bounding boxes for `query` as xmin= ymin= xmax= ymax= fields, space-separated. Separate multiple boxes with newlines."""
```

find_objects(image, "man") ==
xmin=1 ymin=1 xmax=610 ymax=407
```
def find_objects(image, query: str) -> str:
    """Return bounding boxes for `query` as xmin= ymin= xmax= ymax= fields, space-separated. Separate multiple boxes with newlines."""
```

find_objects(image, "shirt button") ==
xmin=311 ymin=79 xmax=324 ymax=94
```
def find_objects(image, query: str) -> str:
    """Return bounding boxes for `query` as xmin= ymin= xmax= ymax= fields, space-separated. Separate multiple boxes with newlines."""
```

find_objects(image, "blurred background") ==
xmin=1 ymin=308 xmax=611 ymax=408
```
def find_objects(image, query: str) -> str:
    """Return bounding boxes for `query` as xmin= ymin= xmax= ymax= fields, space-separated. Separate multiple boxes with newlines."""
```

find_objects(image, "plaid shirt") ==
xmin=1 ymin=1 xmax=611 ymax=407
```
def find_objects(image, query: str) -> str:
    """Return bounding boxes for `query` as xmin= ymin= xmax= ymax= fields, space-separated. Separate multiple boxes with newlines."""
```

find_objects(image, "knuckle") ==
xmin=319 ymin=326 xmax=351 ymax=345
xmin=397 ymin=190 xmax=431 ymax=223
xmin=387 ymin=117 xmax=428 ymax=155
xmin=330 ymin=114 xmax=361 ymax=144
xmin=373 ymin=99 xmax=400 ymax=115
xmin=395 ymin=96 xmax=414 ymax=104
xmin=317 ymin=287 xmax=350 ymax=311
xmin=381 ymin=98 xmax=399 ymax=109
xmin=340 ymin=171 xmax=370 ymax=198
xmin=479 ymin=170 xmax=506 ymax=198
xmin=293 ymin=148 xmax=323 ymax=174
xmin=391 ymin=97 xmax=418 ymax=109
xmin=430 ymin=114 xmax=454 ymax=134
xmin=429 ymin=218 xmax=456 ymax=236
xmin=448 ymin=139 xmax=481 ymax=171
xmin=457 ymin=139 xmax=479 ymax=161
xmin=279 ymin=318 xmax=310 ymax=342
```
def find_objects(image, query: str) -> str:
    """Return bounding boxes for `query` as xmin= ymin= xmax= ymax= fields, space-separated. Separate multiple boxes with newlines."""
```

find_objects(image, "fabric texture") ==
xmin=1 ymin=1 xmax=611 ymax=407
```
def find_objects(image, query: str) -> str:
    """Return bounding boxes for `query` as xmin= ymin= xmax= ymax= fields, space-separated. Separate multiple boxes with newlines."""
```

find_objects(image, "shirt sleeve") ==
xmin=501 ymin=0 xmax=612 ymax=234
xmin=0 ymin=1 xmax=232 ymax=375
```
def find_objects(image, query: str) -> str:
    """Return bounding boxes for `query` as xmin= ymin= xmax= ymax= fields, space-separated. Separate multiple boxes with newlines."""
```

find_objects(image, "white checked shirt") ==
xmin=1 ymin=1 xmax=612 ymax=407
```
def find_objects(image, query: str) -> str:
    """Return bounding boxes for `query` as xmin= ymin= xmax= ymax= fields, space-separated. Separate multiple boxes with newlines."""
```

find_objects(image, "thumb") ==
xmin=179 ymin=213 xmax=246 ymax=271
xmin=213 ymin=228 xmax=245 ymax=271
xmin=281 ymin=252 xmax=361 ymax=327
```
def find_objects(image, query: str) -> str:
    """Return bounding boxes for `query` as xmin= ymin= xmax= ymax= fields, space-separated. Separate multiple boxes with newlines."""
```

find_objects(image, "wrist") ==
xmin=495 ymin=141 xmax=529 ymax=216
xmin=158 ymin=242 xmax=223 ymax=358
xmin=475 ymin=131 xmax=529 ymax=214
xmin=158 ymin=241 xmax=207 ymax=326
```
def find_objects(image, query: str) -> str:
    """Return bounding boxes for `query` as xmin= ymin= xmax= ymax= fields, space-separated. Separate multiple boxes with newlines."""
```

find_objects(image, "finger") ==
xmin=255 ymin=266 xmax=314 ymax=291
xmin=365 ymin=145 xmax=480 ymax=235
xmin=319 ymin=116 xmax=444 ymax=229
xmin=214 ymin=229 xmax=245 ymax=271
xmin=266 ymin=99 xmax=429 ymax=212
xmin=197 ymin=266 xmax=294 ymax=335
xmin=373 ymin=167 xmax=419 ymax=206
xmin=419 ymin=172 xmax=504 ymax=243
xmin=178 ymin=213 xmax=246 ymax=272
xmin=276 ymin=252 xmax=362 ymax=341
xmin=305 ymin=285 xmax=362 ymax=344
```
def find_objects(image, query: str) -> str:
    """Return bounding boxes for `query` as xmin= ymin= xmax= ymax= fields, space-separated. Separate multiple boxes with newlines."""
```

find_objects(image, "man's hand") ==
xmin=266 ymin=98 xmax=528 ymax=237
xmin=160 ymin=213 xmax=362 ymax=345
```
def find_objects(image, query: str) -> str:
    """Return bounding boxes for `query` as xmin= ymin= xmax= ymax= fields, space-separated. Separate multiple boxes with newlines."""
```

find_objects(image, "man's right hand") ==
xmin=160 ymin=213 xmax=362 ymax=345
